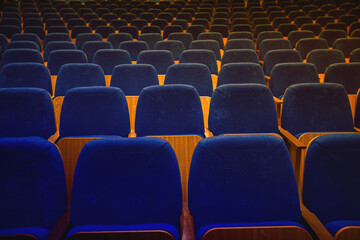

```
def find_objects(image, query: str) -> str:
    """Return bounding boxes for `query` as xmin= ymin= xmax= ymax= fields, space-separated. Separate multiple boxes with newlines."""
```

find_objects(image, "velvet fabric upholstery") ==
xmin=306 ymin=49 xmax=346 ymax=74
xmin=263 ymin=49 xmax=302 ymax=76
xmin=333 ymin=38 xmax=360 ymax=58
xmin=163 ymin=25 xmax=183 ymax=39
xmin=95 ymin=26 xmax=115 ymax=38
xmin=190 ymin=40 xmax=221 ymax=60
xmin=54 ymin=63 xmax=106 ymax=97
xmin=0 ymin=25 xmax=21 ymax=38
xmin=253 ymin=24 xmax=275 ymax=38
xmin=209 ymin=24 xmax=229 ymax=37
xmin=75 ymin=33 xmax=102 ymax=50
xmin=217 ymin=63 xmax=266 ymax=86
xmin=208 ymin=84 xmax=278 ymax=135
xmin=0 ymin=137 xmax=67 ymax=240
xmin=23 ymin=26 xmax=46 ymax=40
xmin=350 ymin=48 xmax=360 ymax=62
xmin=221 ymin=49 xmax=259 ymax=66
xmin=302 ymin=134 xmax=360 ymax=236
xmin=118 ymin=26 xmax=139 ymax=39
xmin=110 ymin=64 xmax=158 ymax=95
xmin=179 ymin=49 xmax=218 ymax=75
xmin=138 ymin=33 xmax=163 ymax=50
xmin=153 ymin=40 xmax=185 ymax=61
xmin=0 ymin=34 xmax=8 ymax=53
xmin=0 ymin=88 xmax=56 ymax=139
xmin=93 ymin=49 xmax=131 ymax=75
xmin=11 ymin=33 xmax=41 ymax=50
xmin=198 ymin=32 xmax=224 ymax=49
xmin=231 ymin=24 xmax=251 ymax=33
xmin=119 ymin=40 xmax=149 ymax=61
xmin=135 ymin=85 xmax=204 ymax=137
xmin=319 ymin=30 xmax=347 ymax=47
xmin=224 ymin=39 xmax=255 ymax=51
xmin=256 ymin=31 xmax=283 ymax=49
xmin=5 ymin=41 xmax=39 ymax=51
xmin=82 ymin=41 xmax=113 ymax=63
xmin=151 ymin=19 xmax=169 ymax=31
xmin=168 ymin=32 xmax=194 ymax=50
xmin=258 ymin=39 xmax=292 ymax=61
xmin=187 ymin=25 xmax=206 ymax=40
xmin=43 ymin=33 xmax=71 ymax=49
xmin=0 ymin=49 xmax=43 ymax=67
xmin=281 ymin=83 xmax=354 ymax=137
xmin=68 ymin=137 xmax=182 ymax=240
xmin=0 ymin=63 xmax=52 ymax=94
xmin=59 ymin=87 xmax=130 ymax=138
xmin=188 ymin=135 xmax=302 ymax=240
xmin=106 ymin=33 xmax=133 ymax=49
xmin=287 ymin=30 xmax=315 ymax=49
xmin=141 ymin=26 xmax=162 ymax=34
xmin=43 ymin=41 xmax=76 ymax=61
xmin=301 ymin=23 xmax=322 ymax=36
xmin=316 ymin=16 xmax=335 ymax=27
xmin=296 ymin=38 xmax=329 ymax=60
xmin=164 ymin=63 xmax=213 ymax=96
xmin=269 ymin=63 xmax=319 ymax=98
xmin=136 ymin=50 xmax=174 ymax=75
xmin=47 ymin=50 xmax=88 ymax=75
xmin=324 ymin=63 xmax=360 ymax=94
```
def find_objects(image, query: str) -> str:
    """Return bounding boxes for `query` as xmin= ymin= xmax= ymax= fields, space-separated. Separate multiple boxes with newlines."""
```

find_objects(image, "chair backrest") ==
xmin=179 ymin=49 xmax=218 ymax=75
xmin=93 ymin=49 xmax=131 ymax=75
xmin=0 ymin=88 xmax=56 ymax=139
xmin=59 ymin=87 xmax=130 ymax=138
xmin=43 ymin=33 xmax=72 ymax=49
xmin=319 ymin=29 xmax=347 ymax=47
xmin=138 ymin=33 xmax=163 ymax=50
xmin=5 ymin=40 xmax=40 ymax=51
xmin=324 ymin=63 xmax=360 ymax=94
xmin=106 ymin=33 xmax=133 ymax=49
xmin=263 ymin=49 xmax=302 ymax=76
xmin=224 ymin=39 xmax=255 ymax=51
xmin=287 ymin=30 xmax=315 ymax=49
xmin=110 ymin=64 xmax=159 ymax=95
xmin=70 ymin=137 xmax=182 ymax=239
xmin=269 ymin=63 xmax=319 ymax=98
xmin=137 ymin=50 xmax=174 ymax=75
xmin=333 ymin=38 xmax=360 ymax=58
xmin=281 ymin=83 xmax=354 ymax=138
xmin=259 ymin=39 xmax=292 ymax=61
xmin=0 ymin=137 xmax=67 ymax=236
xmin=190 ymin=39 xmax=221 ymax=60
xmin=119 ymin=40 xmax=149 ymax=61
xmin=44 ymin=41 xmax=77 ymax=61
xmin=256 ymin=30 xmax=283 ymax=49
xmin=82 ymin=41 xmax=113 ymax=63
xmin=221 ymin=49 xmax=259 ymax=66
xmin=55 ymin=63 xmax=106 ymax=97
xmin=209 ymin=84 xmax=279 ymax=135
xmin=11 ymin=33 xmax=41 ymax=50
xmin=0 ymin=62 xmax=52 ymax=94
xmin=47 ymin=50 xmax=88 ymax=75
xmin=188 ymin=134 xmax=301 ymax=239
xmin=302 ymin=134 xmax=360 ymax=236
xmin=0 ymin=48 xmax=43 ymax=67
xmin=135 ymin=84 xmax=204 ymax=137
xmin=296 ymin=38 xmax=329 ymax=60
xmin=197 ymin=32 xmax=224 ymax=49
xmin=168 ymin=32 xmax=194 ymax=49
xmin=164 ymin=63 xmax=213 ymax=96
xmin=153 ymin=40 xmax=185 ymax=61
xmin=75 ymin=33 xmax=102 ymax=50
xmin=217 ymin=63 xmax=265 ymax=86
xmin=306 ymin=49 xmax=345 ymax=74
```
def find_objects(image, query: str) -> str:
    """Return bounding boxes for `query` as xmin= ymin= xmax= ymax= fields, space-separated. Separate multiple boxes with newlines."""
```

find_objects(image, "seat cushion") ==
xmin=325 ymin=220 xmax=360 ymax=236
xmin=0 ymin=227 xmax=50 ymax=240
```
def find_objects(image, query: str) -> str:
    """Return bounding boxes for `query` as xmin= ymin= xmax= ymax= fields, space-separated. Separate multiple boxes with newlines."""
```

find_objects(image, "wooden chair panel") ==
xmin=68 ymin=231 xmax=175 ymax=240
xmin=53 ymin=96 xmax=64 ymax=131
xmin=126 ymin=96 xmax=138 ymax=135
xmin=335 ymin=227 xmax=360 ymax=240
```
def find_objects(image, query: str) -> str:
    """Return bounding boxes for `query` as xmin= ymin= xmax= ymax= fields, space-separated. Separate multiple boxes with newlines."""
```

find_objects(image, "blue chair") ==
xmin=107 ymin=33 xmax=133 ymax=49
xmin=135 ymin=85 xmax=204 ymax=202
xmin=288 ymin=30 xmax=315 ymax=48
xmin=0 ymin=137 xmax=67 ymax=240
xmin=0 ymin=34 xmax=8 ymax=53
xmin=168 ymin=32 xmax=193 ymax=50
xmin=0 ymin=25 xmax=21 ymax=38
xmin=0 ymin=62 xmax=52 ymax=95
xmin=259 ymin=39 xmax=292 ymax=61
xmin=11 ymin=33 xmax=41 ymax=50
xmin=198 ymin=32 xmax=225 ymax=50
xmin=0 ymin=48 xmax=43 ymax=67
xmin=44 ymin=41 xmax=77 ymax=61
xmin=47 ymin=50 xmax=88 ymax=75
xmin=137 ymin=50 xmax=174 ymax=76
xmin=296 ymin=38 xmax=329 ymax=60
xmin=263 ymin=49 xmax=302 ymax=77
xmin=302 ymin=134 xmax=360 ymax=239
xmin=221 ymin=49 xmax=259 ymax=66
xmin=138 ymin=33 xmax=164 ymax=50
xmin=118 ymin=26 xmax=139 ymax=39
xmin=119 ymin=41 xmax=149 ymax=61
xmin=56 ymin=87 xmax=130 ymax=201
xmin=333 ymin=38 xmax=360 ymax=58
xmin=256 ymin=30 xmax=283 ymax=49
xmin=82 ymin=41 xmax=113 ymax=63
xmin=224 ymin=39 xmax=255 ymax=51
xmin=154 ymin=40 xmax=185 ymax=61
xmin=188 ymin=135 xmax=312 ymax=240
xmin=71 ymin=26 xmax=92 ymax=39
xmin=4 ymin=40 xmax=40 ymax=51
xmin=66 ymin=137 xmax=182 ymax=240
xmin=208 ymin=84 xmax=279 ymax=136
xmin=324 ymin=63 xmax=360 ymax=95
xmin=75 ymin=33 xmax=102 ymax=50
xmin=217 ymin=63 xmax=266 ymax=87
xmin=179 ymin=49 xmax=218 ymax=75
xmin=0 ymin=88 xmax=56 ymax=140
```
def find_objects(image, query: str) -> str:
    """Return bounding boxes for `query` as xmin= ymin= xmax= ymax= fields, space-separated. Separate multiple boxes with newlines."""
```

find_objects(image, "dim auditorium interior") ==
xmin=1 ymin=0 xmax=360 ymax=239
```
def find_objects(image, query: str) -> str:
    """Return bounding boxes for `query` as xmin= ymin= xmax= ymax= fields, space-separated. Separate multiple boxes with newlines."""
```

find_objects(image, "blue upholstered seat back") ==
xmin=136 ymin=50 xmax=174 ymax=74
xmin=217 ymin=63 xmax=266 ymax=86
xmin=43 ymin=41 xmax=77 ymax=61
xmin=47 ymin=50 xmax=87 ymax=75
xmin=306 ymin=49 xmax=345 ymax=74
xmin=0 ymin=137 xmax=67 ymax=233
xmin=221 ymin=49 xmax=259 ymax=66
xmin=164 ymin=63 xmax=213 ymax=97
xmin=188 ymin=135 xmax=301 ymax=235
xmin=153 ymin=40 xmax=185 ymax=61
xmin=110 ymin=64 xmax=158 ymax=95
xmin=119 ymin=40 xmax=149 ymax=61
xmin=263 ymin=49 xmax=302 ymax=76
xmin=0 ymin=48 xmax=43 ymax=67
xmin=209 ymin=84 xmax=279 ymax=135
xmin=93 ymin=49 xmax=131 ymax=75
xmin=179 ymin=49 xmax=218 ymax=75
xmin=82 ymin=41 xmax=113 ymax=63
xmin=303 ymin=134 xmax=360 ymax=226
xmin=324 ymin=62 xmax=360 ymax=94
xmin=281 ymin=83 xmax=354 ymax=137
xmin=70 ymin=137 xmax=182 ymax=232
xmin=135 ymin=84 xmax=204 ymax=137
xmin=0 ymin=62 xmax=52 ymax=94
xmin=59 ymin=86 xmax=130 ymax=138
xmin=54 ymin=63 xmax=105 ymax=97
xmin=0 ymin=88 xmax=56 ymax=139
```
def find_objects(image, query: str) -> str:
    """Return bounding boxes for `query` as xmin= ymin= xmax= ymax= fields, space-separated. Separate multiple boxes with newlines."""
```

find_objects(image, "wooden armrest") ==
xmin=301 ymin=203 xmax=334 ymax=240
xmin=279 ymin=127 xmax=306 ymax=149
xmin=204 ymin=129 xmax=213 ymax=138
xmin=355 ymin=127 xmax=360 ymax=133
xmin=48 ymin=131 xmax=60 ymax=143
xmin=259 ymin=60 xmax=264 ymax=66
xmin=181 ymin=203 xmax=196 ymax=240
xmin=265 ymin=75 xmax=270 ymax=86
xmin=128 ymin=130 xmax=137 ymax=138
xmin=273 ymin=97 xmax=283 ymax=104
